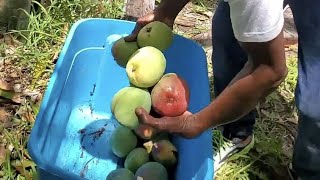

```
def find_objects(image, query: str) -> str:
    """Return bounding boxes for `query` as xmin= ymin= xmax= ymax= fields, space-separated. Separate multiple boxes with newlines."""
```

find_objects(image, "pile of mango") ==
xmin=107 ymin=21 xmax=191 ymax=180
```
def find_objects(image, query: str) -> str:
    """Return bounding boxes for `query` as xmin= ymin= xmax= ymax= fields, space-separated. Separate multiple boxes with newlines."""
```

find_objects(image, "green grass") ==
xmin=7 ymin=0 xmax=125 ymax=90
xmin=191 ymin=0 xmax=217 ymax=12
xmin=0 ymin=0 xmax=298 ymax=179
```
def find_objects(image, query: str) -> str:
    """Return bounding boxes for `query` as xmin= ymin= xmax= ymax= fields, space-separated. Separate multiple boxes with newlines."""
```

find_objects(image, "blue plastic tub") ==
xmin=27 ymin=18 xmax=213 ymax=180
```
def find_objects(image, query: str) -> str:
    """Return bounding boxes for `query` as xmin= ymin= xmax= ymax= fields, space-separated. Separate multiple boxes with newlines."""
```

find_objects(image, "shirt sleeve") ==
xmin=227 ymin=0 xmax=284 ymax=42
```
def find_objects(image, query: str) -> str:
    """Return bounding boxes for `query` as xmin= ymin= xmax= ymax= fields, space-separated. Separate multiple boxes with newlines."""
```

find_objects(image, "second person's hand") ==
xmin=124 ymin=8 xmax=175 ymax=42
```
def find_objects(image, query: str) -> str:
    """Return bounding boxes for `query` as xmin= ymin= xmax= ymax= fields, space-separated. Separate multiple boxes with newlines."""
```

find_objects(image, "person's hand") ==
xmin=124 ymin=8 xmax=175 ymax=42
xmin=135 ymin=107 xmax=202 ymax=139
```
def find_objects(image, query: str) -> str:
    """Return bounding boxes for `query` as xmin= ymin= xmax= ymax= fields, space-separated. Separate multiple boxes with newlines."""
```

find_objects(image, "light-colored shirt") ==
xmin=224 ymin=0 xmax=284 ymax=42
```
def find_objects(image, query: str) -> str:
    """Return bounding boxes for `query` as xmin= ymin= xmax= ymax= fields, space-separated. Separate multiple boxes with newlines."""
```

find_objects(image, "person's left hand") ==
xmin=135 ymin=107 xmax=201 ymax=138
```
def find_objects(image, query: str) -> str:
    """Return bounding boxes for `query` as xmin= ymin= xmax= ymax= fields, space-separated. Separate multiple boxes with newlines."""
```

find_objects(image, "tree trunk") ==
xmin=124 ymin=0 xmax=155 ymax=21
xmin=0 ymin=0 xmax=31 ymax=33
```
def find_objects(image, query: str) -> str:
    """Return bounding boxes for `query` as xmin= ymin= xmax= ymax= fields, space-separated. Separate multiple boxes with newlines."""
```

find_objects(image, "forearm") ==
xmin=157 ymin=0 xmax=190 ymax=19
xmin=194 ymin=65 xmax=286 ymax=132
xmin=192 ymin=32 xmax=287 ymax=133
xmin=228 ymin=60 xmax=253 ymax=86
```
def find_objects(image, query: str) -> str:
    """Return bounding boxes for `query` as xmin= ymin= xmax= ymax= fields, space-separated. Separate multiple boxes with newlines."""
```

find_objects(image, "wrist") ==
xmin=154 ymin=6 xmax=176 ymax=23
xmin=156 ymin=0 xmax=189 ymax=21
xmin=193 ymin=107 xmax=220 ymax=131
xmin=184 ymin=114 xmax=206 ymax=137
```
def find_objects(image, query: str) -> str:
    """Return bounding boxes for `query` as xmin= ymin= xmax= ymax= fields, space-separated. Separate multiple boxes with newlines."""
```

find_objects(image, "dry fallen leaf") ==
xmin=0 ymin=108 xmax=11 ymax=123
xmin=198 ymin=11 xmax=213 ymax=18
xmin=25 ymin=112 xmax=35 ymax=122
xmin=0 ymin=79 xmax=14 ymax=91
xmin=4 ymin=34 xmax=14 ymax=46
xmin=286 ymin=117 xmax=298 ymax=125
xmin=4 ymin=46 xmax=15 ymax=55
xmin=184 ymin=13 xmax=208 ymax=21
xmin=0 ymin=145 xmax=8 ymax=166
xmin=0 ymin=89 xmax=23 ymax=104
xmin=10 ymin=71 xmax=19 ymax=78
xmin=175 ymin=16 xmax=196 ymax=27
xmin=11 ymin=159 xmax=36 ymax=179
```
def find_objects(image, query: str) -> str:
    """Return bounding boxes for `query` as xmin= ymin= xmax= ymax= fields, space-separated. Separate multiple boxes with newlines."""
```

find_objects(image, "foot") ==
xmin=212 ymin=128 xmax=255 ymax=174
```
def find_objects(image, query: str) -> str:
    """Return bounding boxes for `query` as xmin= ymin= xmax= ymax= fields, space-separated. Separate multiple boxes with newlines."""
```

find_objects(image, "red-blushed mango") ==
xmin=109 ymin=125 xmax=137 ymax=158
xmin=124 ymin=148 xmax=149 ymax=173
xmin=135 ymin=162 xmax=168 ymax=180
xmin=106 ymin=168 xmax=135 ymax=180
xmin=151 ymin=73 xmax=190 ymax=117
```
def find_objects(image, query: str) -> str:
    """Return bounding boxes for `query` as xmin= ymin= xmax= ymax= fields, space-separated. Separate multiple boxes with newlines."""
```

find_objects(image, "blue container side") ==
xmin=27 ymin=18 xmax=214 ymax=180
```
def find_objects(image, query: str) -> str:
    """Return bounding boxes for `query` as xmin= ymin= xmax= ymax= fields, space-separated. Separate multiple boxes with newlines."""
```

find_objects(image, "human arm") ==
xmin=135 ymin=0 xmax=287 ymax=138
xmin=192 ymin=31 xmax=287 ymax=134
xmin=124 ymin=0 xmax=190 ymax=41
xmin=156 ymin=0 xmax=190 ymax=19
xmin=136 ymin=32 xmax=287 ymax=138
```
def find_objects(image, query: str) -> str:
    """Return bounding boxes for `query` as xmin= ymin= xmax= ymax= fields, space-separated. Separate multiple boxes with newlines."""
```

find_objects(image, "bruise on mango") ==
xmin=151 ymin=139 xmax=178 ymax=168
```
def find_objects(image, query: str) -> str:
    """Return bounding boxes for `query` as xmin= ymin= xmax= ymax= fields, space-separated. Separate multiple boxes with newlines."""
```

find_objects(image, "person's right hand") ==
xmin=134 ymin=107 xmax=203 ymax=139
xmin=124 ymin=8 xmax=175 ymax=42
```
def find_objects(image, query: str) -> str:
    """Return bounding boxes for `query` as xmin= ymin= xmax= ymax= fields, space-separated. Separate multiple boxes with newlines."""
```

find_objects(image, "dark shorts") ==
xmin=212 ymin=0 xmax=320 ymax=178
